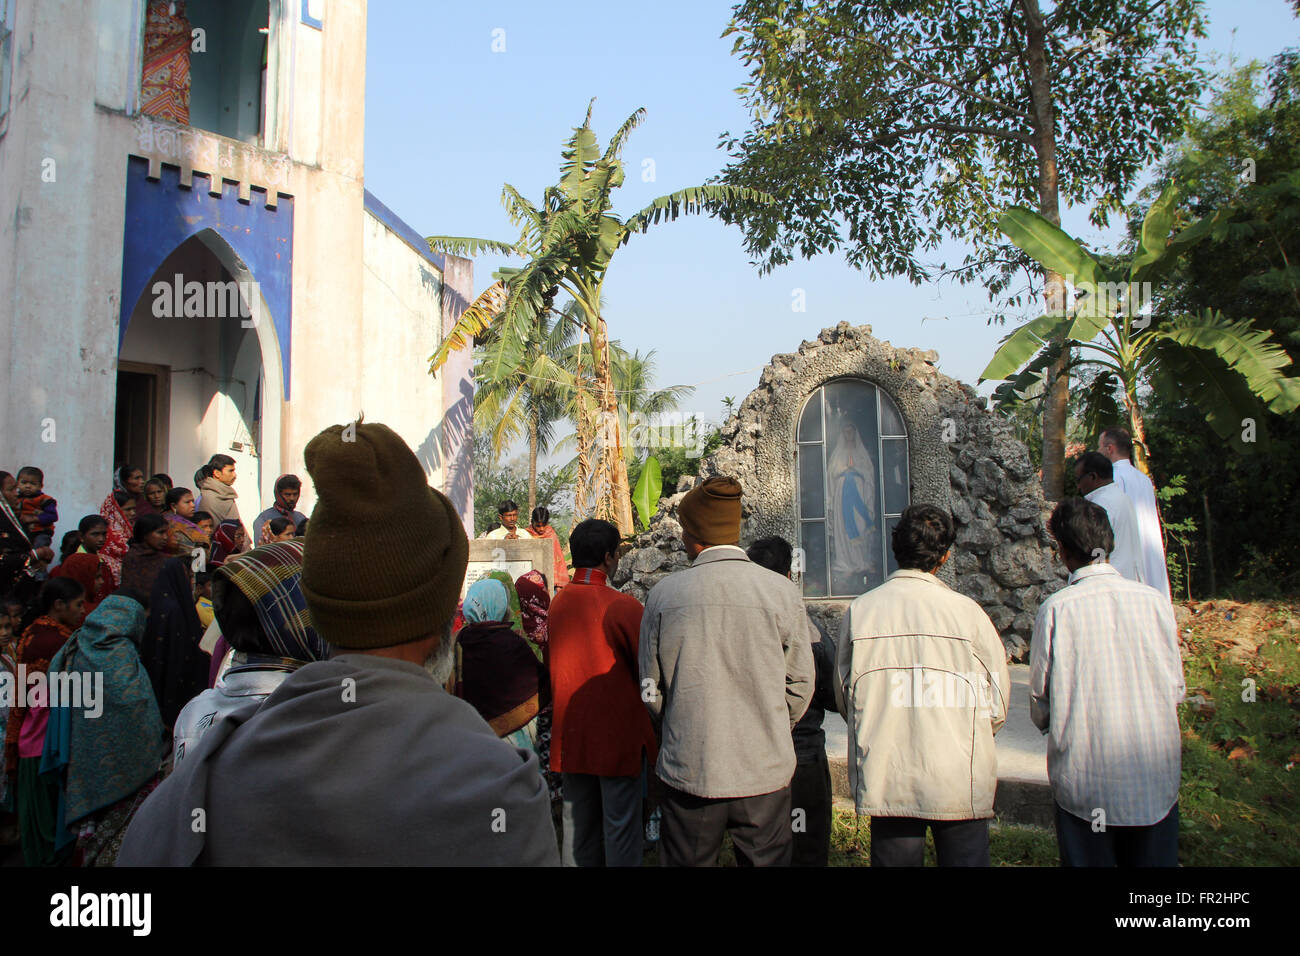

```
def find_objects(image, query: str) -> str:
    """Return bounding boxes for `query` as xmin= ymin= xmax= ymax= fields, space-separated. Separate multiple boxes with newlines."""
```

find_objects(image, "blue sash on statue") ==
xmin=841 ymin=473 xmax=871 ymax=539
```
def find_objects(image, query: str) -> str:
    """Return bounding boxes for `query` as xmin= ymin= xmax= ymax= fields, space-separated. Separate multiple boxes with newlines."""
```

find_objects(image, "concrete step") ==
xmin=826 ymin=664 xmax=1053 ymax=828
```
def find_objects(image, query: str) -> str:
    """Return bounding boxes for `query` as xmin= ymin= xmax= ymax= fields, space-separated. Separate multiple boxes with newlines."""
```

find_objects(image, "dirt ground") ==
xmin=1178 ymin=598 xmax=1299 ymax=664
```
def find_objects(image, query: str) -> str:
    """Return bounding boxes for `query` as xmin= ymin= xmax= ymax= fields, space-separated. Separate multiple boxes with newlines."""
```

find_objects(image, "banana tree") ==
xmin=473 ymin=300 xmax=583 ymax=515
xmin=427 ymin=101 xmax=771 ymax=535
xmin=632 ymin=455 xmax=663 ymax=533
xmin=982 ymin=185 xmax=1300 ymax=473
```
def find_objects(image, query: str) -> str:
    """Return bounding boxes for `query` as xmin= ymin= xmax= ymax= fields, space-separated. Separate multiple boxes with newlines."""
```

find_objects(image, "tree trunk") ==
xmin=1126 ymin=388 xmax=1167 ymax=543
xmin=1023 ymin=0 xmax=1068 ymax=500
xmin=527 ymin=410 xmax=538 ymax=517
xmin=574 ymin=340 xmax=590 ymax=522
xmin=592 ymin=318 xmax=634 ymax=536
xmin=1201 ymin=492 xmax=1216 ymax=597
xmin=1126 ymin=393 xmax=1152 ymax=475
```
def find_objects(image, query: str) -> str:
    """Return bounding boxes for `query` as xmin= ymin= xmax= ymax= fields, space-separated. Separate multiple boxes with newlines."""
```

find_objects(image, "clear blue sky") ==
xmin=363 ymin=1 xmax=1299 ymax=460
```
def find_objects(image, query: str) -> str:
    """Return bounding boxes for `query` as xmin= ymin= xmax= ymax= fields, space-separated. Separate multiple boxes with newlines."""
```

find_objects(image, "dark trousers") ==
xmin=869 ymin=816 xmax=990 ymax=867
xmin=560 ymin=772 xmax=644 ymax=867
xmin=1055 ymin=802 xmax=1179 ymax=867
xmin=659 ymin=780 xmax=792 ymax=867
xmin=790 ymin=752 xmax=832 ymax=866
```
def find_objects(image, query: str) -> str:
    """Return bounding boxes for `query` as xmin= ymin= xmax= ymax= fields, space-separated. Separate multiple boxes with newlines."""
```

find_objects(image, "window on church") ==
xmin=140 ymin=0 xmax=270 ymax=144
xmin=796 ymin=379 xmax=909 ymax=598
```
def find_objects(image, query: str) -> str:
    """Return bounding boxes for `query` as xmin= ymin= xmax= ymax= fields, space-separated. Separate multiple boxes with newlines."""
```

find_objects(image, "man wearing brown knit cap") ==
xmin=118 ymin=421 xmax=558 ymax=866
xmin=639 ymin=475 xmax=814 ymax=866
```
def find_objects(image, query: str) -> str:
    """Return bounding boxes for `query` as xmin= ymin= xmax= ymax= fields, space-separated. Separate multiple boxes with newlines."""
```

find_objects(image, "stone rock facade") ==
xmin=611 ymin=322 xmax=1067 ymax=661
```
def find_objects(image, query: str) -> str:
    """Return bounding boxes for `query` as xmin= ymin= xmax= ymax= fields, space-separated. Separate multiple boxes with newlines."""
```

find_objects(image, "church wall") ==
xmin=0 ymin=0 xmax=147 ymax=527
xmin=358 ymin=209 xmax=446 ymax=492
xmin=0 ymin=0 xmax=474 ymax=541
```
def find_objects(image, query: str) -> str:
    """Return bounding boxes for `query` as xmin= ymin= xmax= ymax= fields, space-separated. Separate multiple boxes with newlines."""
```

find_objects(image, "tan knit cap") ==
xmin=678 ymin=475 xmax=744 ymax=546
xmin=301 ymin=421 xmax=468 ymax=649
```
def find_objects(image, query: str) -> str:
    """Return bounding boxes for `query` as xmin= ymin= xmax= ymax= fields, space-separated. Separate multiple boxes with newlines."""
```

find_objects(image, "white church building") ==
xmin=0 ymin=0 xmax=475 ymax=532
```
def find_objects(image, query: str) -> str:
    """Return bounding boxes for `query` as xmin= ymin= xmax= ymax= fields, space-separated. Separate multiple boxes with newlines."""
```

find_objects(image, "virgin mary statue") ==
xmin=827 ymin=417 xmax=878 ymax=592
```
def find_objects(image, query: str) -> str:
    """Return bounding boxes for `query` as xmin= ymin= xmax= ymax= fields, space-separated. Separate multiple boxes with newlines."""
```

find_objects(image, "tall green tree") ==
xmin=428 ymin=102 xmax=769 ymax=533
xmin=982 ymin=185 xmax=1300 ymax=473
xmin=1138 ymin=50 xmax=1300 ymax=594
xmin=715 ymin=0 xmax=1206 ymax=499
xmin=1144 ymin=54 xmax=1300 ymax=356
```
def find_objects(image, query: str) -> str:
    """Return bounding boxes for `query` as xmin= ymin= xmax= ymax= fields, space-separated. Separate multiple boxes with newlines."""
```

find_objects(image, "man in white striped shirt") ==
xmin=1030 ymin=497 xmax=1184 ymax=866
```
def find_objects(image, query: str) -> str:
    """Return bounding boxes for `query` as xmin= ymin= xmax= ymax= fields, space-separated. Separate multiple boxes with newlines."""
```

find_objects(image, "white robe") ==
xmin=1085 ymin=482 xmax=1146 ymax=585
xmin=1111 ymin=460 xmax=1170 ymax=599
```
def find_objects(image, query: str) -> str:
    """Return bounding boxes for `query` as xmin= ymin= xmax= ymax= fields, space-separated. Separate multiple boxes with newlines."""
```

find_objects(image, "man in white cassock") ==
xmin=1100 ymin=428 xmax=1170 ymax=600
xmin=1074 ymin=452 xmax=1145 ymax=584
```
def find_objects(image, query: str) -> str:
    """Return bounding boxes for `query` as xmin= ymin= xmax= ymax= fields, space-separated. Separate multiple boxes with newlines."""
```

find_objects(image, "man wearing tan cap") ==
xmin=118 ymin=421 xmax=558 ymax=866
xmin=639 ymin=475 xmax=814 ymax=866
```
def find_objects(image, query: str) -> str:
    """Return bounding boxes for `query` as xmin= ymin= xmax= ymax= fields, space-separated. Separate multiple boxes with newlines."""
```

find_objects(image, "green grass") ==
xmin=1176 ymin=603 xmax=1300 ymax=866
xmin=828 ymin=810 xmax=1057 ymax=866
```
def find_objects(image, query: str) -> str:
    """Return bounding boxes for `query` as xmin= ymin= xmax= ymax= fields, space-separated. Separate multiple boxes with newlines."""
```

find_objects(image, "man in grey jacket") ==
xmin=640 ymin=476 xmax=814 ymax=866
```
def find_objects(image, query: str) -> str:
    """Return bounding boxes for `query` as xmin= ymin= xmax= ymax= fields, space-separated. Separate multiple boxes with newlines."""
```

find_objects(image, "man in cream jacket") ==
xmin=836 ymin=504 xmax=1010 ymax=866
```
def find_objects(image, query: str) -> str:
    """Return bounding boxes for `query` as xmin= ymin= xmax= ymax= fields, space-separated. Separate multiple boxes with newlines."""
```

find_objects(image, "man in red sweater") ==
xmin=548 ymin=518 xmax=657 ymax=866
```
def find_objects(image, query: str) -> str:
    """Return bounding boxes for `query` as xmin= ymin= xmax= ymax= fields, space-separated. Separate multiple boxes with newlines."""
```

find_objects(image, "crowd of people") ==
xmin=0 ymin=421 xmax=1183 ymax=867
xmin=0 ymin=454 xmax=315 ymax=863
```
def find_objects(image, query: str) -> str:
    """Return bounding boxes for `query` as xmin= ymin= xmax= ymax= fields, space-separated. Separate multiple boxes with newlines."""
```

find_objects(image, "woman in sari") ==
xmin=453 ymin=579 xmax=545 ymax=757
xmin=3 ymin=577 xmax=85 ymax=866
xmin=258 ymin=515 xmax=297 ymax=545
xmin=209 ymin=520 xmax=245 ymax=568
xmin=526 ymin=507 xmax=570 ymax=589
xmin=98 ymin=488 xmax=136 ymax=582
xmin=162 ymin=487 xmax=210 ymax=559
xmin=51 ymin=553 xmax=115 ymax=616
xmin=119 ymin=514 xmax=171 ymax=598
xmin=174 ymin=539 xmax=328 ymax=766
xmin=515 ymin=571 xmax=550 ymax=658
xmin=483 ymin=569 xmax=524 ymax=633
xmin=138 ymin=557 xmax=208 ymax=730
xmin=143 ymin=477 xmax=169 ymax=515
xmin=514 ymin=570 xmax=561 ymax=812
xmin=114 ymin=465 xmax=153 ymax=516
xmin=41 ymin=593 xmax=164 ymax=866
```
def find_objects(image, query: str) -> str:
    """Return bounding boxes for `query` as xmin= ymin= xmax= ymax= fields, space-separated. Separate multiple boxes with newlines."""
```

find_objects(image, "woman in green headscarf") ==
xmin=41 ymin=593 xmax=165 ymax=866
xmin=483 ymin=570 xmax=523 ymax=631
xmin=453 ymin=578 xmax=544 ymax=752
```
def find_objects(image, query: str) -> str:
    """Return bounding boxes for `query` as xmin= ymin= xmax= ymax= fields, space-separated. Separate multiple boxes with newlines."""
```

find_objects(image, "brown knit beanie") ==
xmin=300 ymin=420 xmax=468 ymax=649
xmin=678 ymin=475 xmax=743 ymax=546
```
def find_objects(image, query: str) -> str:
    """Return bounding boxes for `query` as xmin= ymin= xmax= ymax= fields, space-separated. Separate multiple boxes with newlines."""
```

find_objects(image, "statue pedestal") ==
xmin=463 ymin=537 xmax=555 ymax=599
